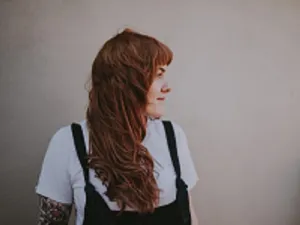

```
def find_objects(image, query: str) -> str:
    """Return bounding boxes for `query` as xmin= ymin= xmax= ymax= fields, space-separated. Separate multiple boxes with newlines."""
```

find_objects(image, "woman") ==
xmin=36 ymin=28 xmax=199 ymax=225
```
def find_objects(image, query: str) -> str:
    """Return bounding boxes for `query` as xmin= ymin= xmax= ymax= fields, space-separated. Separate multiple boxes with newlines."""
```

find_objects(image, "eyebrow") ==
xmin=159 ymin=67 xmax=166 ymax=73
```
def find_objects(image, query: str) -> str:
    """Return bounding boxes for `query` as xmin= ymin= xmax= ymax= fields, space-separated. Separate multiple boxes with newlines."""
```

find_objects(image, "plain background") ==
xmin=0 ymin=0 xmax=300 ymax=224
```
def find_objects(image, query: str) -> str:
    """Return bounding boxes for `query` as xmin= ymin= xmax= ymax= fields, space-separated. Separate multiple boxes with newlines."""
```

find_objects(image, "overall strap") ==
xmin=71 ymin=123 xmax=90 ymax=184
xmin=162 ymin=121 xmax=181 ymax=178
xmin=163 ymin=121 xmax=191 ymax=225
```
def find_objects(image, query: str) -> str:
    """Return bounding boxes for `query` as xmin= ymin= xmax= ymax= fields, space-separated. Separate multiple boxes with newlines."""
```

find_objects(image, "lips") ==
xmin=156 ymin=97 xmax=165 ymax=101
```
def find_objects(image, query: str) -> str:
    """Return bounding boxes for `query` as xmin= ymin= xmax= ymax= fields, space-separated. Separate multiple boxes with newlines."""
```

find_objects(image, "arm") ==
xmin=36 ymin=127 xmax=74 ymax=224
xmin=189 ymin=193 xmax=199 ymax=225
xmin=38 ymin=195 xmax=72 ymax=225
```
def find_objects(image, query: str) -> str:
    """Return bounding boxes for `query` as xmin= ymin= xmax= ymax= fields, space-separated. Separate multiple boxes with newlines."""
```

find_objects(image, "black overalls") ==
xmin=71 ymin=121 xmax=191 ymax=225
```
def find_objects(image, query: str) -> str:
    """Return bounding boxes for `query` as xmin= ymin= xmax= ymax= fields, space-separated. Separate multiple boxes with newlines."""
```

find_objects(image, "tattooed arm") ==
xmin=38 ymin=195 xmax=72 ymax=225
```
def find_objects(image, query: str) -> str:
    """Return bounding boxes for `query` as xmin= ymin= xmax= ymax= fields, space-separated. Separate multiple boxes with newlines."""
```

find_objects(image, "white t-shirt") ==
xmin=36 ymin=118 xmax=198 ymax=225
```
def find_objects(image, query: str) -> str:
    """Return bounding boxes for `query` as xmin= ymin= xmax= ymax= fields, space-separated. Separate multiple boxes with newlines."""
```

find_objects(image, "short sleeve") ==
xmin=173 ymin=122 xmax=199 ymax=190
xmin=35 ymin=126 xmax=73 ymax=204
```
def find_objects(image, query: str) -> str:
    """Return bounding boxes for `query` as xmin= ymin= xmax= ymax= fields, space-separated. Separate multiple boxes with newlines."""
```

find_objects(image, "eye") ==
xmin=156 ymin=67 xmax=166 ymax=78
xmin=157 ymin=73 xmax=164 ymax=78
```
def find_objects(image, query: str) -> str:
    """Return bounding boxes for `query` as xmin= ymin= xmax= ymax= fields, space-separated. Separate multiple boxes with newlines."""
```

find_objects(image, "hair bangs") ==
xmin=153 ymin=41 xmax=173 ymax=67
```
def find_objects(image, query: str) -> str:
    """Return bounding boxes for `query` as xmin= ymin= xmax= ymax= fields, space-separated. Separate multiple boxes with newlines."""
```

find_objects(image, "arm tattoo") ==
xmin=38 ymin=195 xmax=72 ymax=225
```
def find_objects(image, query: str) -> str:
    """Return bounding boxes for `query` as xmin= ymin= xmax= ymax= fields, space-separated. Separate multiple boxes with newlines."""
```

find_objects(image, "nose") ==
xmin=161 ymin=81 xmax=171 ymax=93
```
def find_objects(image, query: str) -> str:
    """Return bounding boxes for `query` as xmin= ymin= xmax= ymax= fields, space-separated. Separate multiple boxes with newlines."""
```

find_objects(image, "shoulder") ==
xmin=36 ymin=121 xmax=86 ymax=204
xmin=47 ymin=125 xmax=73 ymax=154
xmin=164 ymin=120 xmax=189 ymax=149
xmin=49 ymin=125 xmax=73 ymax=146
xmin=169 ymin=120 xmax=186 ymax=136
xmin=148 ymin=118 xmax=189 ymax=151
xmin=148 ymin=117 xmax=186 ymax=135
xmin=159 ymin=119 xmax=187 ymax=141
xmin=44 ymin=120 xmax=87 ymax=161
xmin=161 ymin=119 xmax=199 ymax=190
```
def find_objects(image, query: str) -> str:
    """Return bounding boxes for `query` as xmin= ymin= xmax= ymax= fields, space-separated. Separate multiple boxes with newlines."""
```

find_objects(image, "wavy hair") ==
xmin=86 ymin=28 xmax=173 ymax=213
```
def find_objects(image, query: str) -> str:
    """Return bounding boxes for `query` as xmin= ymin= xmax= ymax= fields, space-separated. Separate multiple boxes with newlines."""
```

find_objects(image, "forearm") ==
xmin=189 ymin=193 xmax=199 ymax=225
xmin=38 ymin=195 xmax=72 ymax=225
xmin=191 ymin=203 xmax=199 ymax=225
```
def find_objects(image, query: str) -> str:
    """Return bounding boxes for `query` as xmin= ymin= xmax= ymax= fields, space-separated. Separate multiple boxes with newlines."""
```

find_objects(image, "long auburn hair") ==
xmin=86 ymin=28 xmax=173 ymax=213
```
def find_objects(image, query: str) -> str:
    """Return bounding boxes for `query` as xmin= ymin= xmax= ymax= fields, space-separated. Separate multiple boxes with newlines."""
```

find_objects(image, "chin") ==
xmin=147 ymin=111 xmax=164 ymax=119
xmin=146 ymin=105 xmax=165 ymax=119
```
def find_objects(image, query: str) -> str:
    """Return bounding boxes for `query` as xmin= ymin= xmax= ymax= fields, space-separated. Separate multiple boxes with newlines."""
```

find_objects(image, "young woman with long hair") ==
xmin=36 ymin=28 xmax=199 ymax=225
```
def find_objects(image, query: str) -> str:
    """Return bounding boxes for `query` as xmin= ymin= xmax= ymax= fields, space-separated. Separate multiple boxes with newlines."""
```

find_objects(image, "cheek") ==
xmin=148 ymin=80 xmax=163 ymax=98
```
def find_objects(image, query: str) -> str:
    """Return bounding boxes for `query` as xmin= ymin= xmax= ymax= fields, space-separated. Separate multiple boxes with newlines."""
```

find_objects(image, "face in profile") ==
xmin=146 ymin=65 xmax=171 ymax=118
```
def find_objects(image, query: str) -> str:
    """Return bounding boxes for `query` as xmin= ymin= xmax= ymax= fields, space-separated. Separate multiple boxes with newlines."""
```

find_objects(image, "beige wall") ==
xmin=1 ymin=0 xmax=300 ymax=224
